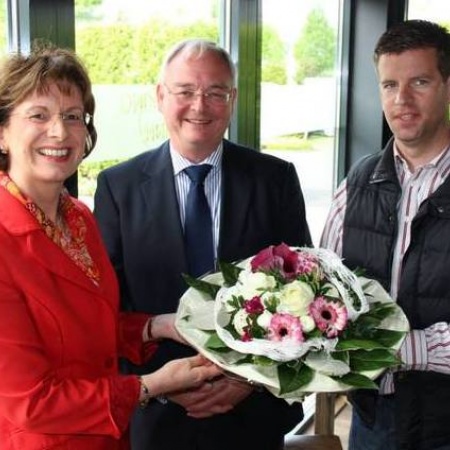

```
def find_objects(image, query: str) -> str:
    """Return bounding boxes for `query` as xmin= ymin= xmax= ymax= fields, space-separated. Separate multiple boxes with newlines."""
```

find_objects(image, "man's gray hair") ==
xmin=158 ymin=39 xmax=236 ymax=85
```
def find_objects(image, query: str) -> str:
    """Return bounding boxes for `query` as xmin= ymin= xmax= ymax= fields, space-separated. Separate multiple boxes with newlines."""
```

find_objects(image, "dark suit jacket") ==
xmin=94 ymin=139 xmax=312 ymax=450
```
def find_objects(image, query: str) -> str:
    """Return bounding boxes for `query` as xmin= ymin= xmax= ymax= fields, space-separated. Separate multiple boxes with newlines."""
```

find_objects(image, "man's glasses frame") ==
xmin=163 ymin=83 xmax=233 ymax=106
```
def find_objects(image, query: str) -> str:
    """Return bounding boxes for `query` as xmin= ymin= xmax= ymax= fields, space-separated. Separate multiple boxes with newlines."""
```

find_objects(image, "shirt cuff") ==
xmin=398 ymin=329 xmax=428 ymax=371
xmin=424 ymin=322 xmax=450 ymax=374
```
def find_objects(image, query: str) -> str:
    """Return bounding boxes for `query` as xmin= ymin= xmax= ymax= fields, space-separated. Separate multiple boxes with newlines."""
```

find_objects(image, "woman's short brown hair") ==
xmin=0 ymin=43 xmax=97 ymax=170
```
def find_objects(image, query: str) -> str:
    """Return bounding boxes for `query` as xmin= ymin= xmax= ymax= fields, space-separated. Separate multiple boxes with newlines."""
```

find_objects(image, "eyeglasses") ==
xmin=18 ymin=111 xmax=92 ymax=128
xmin=164 ymin=84 xmax=233 ymax=106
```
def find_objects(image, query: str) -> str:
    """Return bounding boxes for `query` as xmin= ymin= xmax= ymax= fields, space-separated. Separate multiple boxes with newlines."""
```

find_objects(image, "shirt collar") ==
xmin=393 ymin=142 xmax=450 ymax=177
xmin=170 ymin=142 xmax=223 ymax=176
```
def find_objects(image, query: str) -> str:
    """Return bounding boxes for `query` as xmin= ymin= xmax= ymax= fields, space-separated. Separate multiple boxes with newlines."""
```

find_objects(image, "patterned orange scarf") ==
xmin=0 ymin=172 xmax=100 ymax=285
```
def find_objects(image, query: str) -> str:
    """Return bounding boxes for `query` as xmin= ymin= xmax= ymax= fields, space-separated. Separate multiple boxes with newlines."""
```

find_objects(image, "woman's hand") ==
xmin=141 ymin=354 xmax=222 ymax=396
xmin=146 ymin=313 xmax=187 ymax=344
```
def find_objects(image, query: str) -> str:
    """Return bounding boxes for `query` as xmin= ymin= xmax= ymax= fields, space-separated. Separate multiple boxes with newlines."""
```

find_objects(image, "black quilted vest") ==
xmin=342 ymin=138 xmax=450 ymax=449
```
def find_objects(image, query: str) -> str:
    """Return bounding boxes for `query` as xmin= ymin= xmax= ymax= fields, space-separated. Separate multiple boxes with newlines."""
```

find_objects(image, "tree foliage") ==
xmin=75 ymin=0 xmax=103 ymax=19
xmin=76 ymin=20 xmax=217 ymax=84
xmin=76 ymin=0 xmax=102 ymax=7
xmin=293 ymin=8 xmax=336 ymax=84
xmin=262 ymin=25 xmax=287 ymax=84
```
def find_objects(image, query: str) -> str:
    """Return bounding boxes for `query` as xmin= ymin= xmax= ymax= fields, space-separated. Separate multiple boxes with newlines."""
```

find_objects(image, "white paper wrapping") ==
xmin=175 ymin=262 xmax=409 ymax=402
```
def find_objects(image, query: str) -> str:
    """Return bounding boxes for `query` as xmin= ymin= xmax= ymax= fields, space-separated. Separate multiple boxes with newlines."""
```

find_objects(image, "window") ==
xmin=0 ymin=1 xmax=7 ymax=55
xmin=260 ymin=0 xmax=342 ymax=434
xmin=75 ymin=0 xmax=220 ymax=205
xmin=261 ymin=0 xmax=341 ymax=245
xmin=408 ymin=0 xmax=450 ymax=22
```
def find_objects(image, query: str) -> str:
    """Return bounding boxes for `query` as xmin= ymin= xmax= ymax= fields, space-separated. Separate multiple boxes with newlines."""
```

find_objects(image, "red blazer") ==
xmin=0 ymin=188 xmax=153 ymax=450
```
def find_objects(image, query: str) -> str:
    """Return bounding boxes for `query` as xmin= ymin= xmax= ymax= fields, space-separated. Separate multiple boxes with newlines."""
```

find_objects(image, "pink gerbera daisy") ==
xmin=309 ymin=296 xmax=348 ymax=338
xmin=268 ymin=313 xmax=304 ymax=343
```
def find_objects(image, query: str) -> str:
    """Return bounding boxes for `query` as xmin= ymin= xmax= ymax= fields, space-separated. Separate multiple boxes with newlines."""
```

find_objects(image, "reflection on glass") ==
xmin=261 ymin=0 xmax=340 ymax=246
xmin=74 ymin=0 xmax=220 ymax=203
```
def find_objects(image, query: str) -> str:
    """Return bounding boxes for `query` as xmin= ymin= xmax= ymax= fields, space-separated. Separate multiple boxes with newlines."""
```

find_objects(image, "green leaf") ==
xmin=333 ymin=372 xmax=378 ymax=389
xmin=253 ymin=355 xmax=277 ymax=366
xmin=346 ymin=303 xmax=398 ymax=337
xmin=370 ymin=329 xmax=406 ymax=347
xmin=218 ymin=260 xmax=242 ymax=286
xmin=235 ymin=355 xmax=254 ymax=365
xmin=331 ymin=350 xmax=349 ymax=364
xmin=205 ymin=333 xmax=229 ymax=352
xmin=349 ymin=349 xmax=401 ymax=372
xmin=224 ymin=321 xmax=241 ymax=339
xmin=210 ymin=347 xmax=233 ymax=354
xmin=182 ymin=273 xmax=221 ymax=298
xmin=264 ymin=295 xmax=280 ymax=314
xmin=233 ymin=354 xmax=276 ymax=366
xmin=336 ymin=338 xmax=387 ymax=351
xmin=278 ymin=363 xmax=314 ymax=394
xmin=365 ymin=303 xmax=397 ymax=322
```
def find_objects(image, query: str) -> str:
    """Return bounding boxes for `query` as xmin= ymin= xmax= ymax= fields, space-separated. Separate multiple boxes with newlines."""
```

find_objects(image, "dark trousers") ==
xmin=130 ymin=391 xmax=302 ymax=450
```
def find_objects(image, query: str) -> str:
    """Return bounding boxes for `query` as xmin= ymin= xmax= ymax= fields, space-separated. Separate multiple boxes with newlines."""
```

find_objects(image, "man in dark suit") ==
xmin=94 ymin=38 xmax=312 ymax=450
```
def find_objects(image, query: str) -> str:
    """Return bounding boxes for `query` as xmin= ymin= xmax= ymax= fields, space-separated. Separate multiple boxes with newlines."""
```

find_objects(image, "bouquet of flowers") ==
xmin=175 ymin=243 xmax=409 ymax=402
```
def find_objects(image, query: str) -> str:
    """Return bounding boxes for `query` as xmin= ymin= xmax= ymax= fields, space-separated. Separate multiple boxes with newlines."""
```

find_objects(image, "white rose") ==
xmin=300 ymin=315 xmax=316 ymax=333
xmin=237 ymin=270 xmax=276 ymax=299
xmin=278 ymin=280 xmax=315 ymax=317
xmin=256 ymin=310 xmax=273 ymax=329
xmin=232 ymin=308 xmax=249 ymax=335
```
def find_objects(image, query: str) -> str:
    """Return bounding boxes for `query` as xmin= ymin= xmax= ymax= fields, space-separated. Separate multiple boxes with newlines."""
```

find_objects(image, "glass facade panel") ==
xmin=0 ymin=1 xmax=7 ymax=55
xmin=75 ymin=0 xmax=220 ymax=203
xmin=408 ymin=0 xmax=450 ymax=23
xmin=261 ymin=0 xmax=340 ymax=245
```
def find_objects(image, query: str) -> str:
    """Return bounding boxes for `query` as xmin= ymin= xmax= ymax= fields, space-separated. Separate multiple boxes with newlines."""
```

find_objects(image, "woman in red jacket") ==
xmin=0 ymin=45 xmax=221 ymax=450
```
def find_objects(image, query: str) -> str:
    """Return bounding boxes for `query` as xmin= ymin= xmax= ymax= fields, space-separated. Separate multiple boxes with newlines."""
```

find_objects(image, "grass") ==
xmin=262 ymin=132 xmax=332 ymax=151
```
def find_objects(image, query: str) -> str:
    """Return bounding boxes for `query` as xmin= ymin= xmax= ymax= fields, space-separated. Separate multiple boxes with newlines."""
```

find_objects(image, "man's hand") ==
xmin=168 ymin=375 xmax=254 ymax=418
